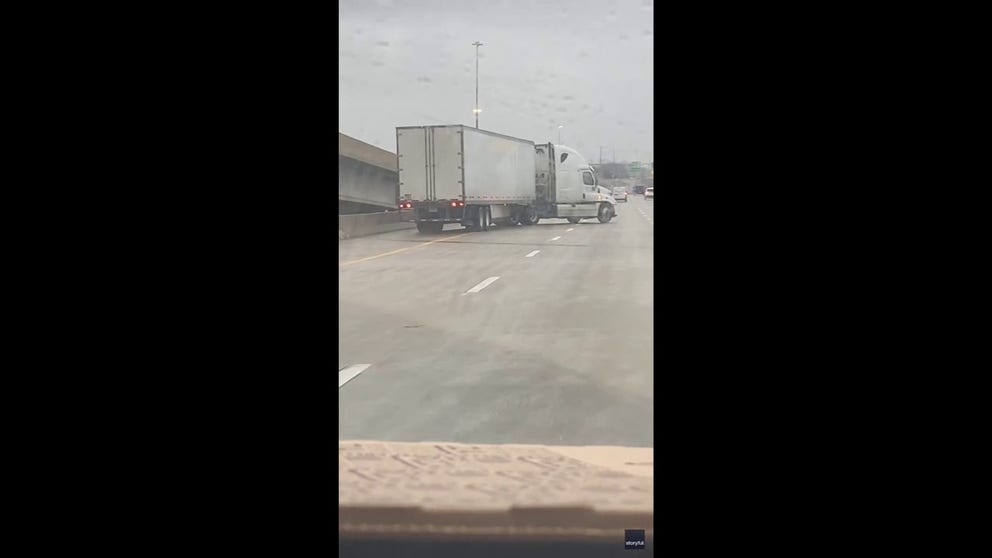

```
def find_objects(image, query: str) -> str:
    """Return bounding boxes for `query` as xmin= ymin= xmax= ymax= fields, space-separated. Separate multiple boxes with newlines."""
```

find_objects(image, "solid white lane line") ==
xmin=464 ymin=276 xmax=500 ymax=294
xmin=339 ymin=364 xmax=371 ymax=388
xmin=525 ymin=250 xmax=541 ymax=258
xmin=549 ymin=236 xmax=561 ymax=241
xmin=566 ymin=228 xmax=575 ymax=232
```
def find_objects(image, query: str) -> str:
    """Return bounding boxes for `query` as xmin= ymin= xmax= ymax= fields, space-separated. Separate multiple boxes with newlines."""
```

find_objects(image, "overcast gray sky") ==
xmin=340 ymin=0 xmax=653 ymax=164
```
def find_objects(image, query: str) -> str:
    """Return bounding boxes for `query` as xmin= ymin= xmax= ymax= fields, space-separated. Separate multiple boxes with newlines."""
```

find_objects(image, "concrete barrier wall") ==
xmin=339 ymin=210 xmax=416 ymax=240
xmin=339 ymin=156 xmax=398 ymax=210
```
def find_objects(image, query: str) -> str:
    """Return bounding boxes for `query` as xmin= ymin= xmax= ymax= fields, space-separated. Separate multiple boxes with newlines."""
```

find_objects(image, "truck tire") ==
xmin=416 ymin=222 xmax=431 ymax=234
xmin=566 ymin=217 xmax=582 ymax=224
xmin=522 ymin=206 xmax=540 ymax=226
xmin=480 ymin=206 xmax=490 ymax=231
xmin=597 ymin=204 xmax=614 ymax=223
xmin=463 ymin=207 xmax=480 ymax=231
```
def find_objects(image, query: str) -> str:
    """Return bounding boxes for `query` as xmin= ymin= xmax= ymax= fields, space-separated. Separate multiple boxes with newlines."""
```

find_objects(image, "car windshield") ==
xmin=339 ymin=0 xmax=654 ymax=542
xmin=332 ymin=0 xmax=655 ymax=555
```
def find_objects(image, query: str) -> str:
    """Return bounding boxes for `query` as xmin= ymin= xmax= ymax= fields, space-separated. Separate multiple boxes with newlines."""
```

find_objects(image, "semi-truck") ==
xmin=396 ymin=125 xmax=615 ymax=233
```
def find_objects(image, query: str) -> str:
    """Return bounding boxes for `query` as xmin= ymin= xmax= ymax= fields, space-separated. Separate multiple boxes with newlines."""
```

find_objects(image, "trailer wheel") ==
xmin=473 ymin=207 xmax=484 ymax=231
xmin=480 ymin=206 xmax=491 ymax=231
xmin=522 ymin=206 xmax=540 ymax=226
xmin=463 ymin=207 xmax=479 ymax=231
xmin=597 ymin=204 xmax=614 ymax=223
xmin=567 ymin=217 xmax=582 ymax=224
xmin=416 ymin=222 xmax=431 ymax=234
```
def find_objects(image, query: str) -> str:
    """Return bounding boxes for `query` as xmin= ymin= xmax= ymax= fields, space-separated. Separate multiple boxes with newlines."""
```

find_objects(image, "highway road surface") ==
xmin=339 ymin=195 xmax=654 ymax=447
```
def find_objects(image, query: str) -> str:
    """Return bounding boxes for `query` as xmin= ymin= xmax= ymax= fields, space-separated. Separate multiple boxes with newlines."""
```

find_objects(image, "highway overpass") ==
xmin=339 ymin=133 xmax=398 ymax=214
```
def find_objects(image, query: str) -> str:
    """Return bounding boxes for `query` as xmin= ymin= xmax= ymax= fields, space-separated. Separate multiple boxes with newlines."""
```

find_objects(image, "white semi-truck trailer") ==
xmin=397 ymin=125 xmax=615 ymax=233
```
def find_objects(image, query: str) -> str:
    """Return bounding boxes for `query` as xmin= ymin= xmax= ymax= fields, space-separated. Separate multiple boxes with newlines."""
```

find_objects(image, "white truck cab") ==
xmin=541 ymin=144 xmax=616 ymax=224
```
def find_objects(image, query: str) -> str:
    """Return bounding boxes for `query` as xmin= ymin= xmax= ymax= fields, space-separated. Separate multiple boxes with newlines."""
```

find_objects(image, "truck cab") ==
xmin=549 ymin=146 xmax=612 ymax=204
xmin=534 ymin=144 xmax=615 ymax=224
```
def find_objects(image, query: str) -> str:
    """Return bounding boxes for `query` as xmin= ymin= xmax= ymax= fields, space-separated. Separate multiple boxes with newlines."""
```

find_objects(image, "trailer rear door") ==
xmin=397 ymin=126 xmax=464 ymax=202
xmin=397 ymin=127 xmax=428 ymax=201
xmin=429 ymin=126 xmax=464 ymax=201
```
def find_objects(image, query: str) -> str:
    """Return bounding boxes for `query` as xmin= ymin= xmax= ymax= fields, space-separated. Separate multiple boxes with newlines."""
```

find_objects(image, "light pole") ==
xmin=558 ymin=125 xmax=564 ymax=144
xmin=473 ymin=41 xmax=483 ymax=128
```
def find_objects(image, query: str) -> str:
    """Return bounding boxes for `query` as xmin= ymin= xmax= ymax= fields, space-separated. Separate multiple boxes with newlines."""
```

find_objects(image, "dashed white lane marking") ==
xmin=464 ymin=276 xmax=501 ymax=294
xmin=525 ymin=250 xmax=541 ymax=258
xmin=566 ymin=228 xmax=575 ymax=232
xmin=339 ymin=364 xmax=371 ymax=388
xmin=549 ymin=236 xmax=561 ymax=241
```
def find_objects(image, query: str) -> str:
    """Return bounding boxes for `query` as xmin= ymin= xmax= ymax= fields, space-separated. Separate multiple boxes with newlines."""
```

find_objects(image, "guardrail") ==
xmin=339 ymin=210 xmax=416 ymax=240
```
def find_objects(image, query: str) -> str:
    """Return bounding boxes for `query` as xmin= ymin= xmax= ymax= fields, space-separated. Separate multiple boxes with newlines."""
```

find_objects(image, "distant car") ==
xmin=644 ymin=187 xmax=654 ymax=199
xmin=633 ymin=185 xmax=645 ymax=195
xmin=612 ymin=187 xmax=628 ymax=202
